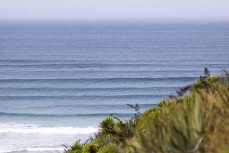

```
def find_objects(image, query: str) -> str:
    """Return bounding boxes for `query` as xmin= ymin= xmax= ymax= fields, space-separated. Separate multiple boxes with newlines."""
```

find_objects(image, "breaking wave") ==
xmin=0 ymin=123 xmax=98 ymax=135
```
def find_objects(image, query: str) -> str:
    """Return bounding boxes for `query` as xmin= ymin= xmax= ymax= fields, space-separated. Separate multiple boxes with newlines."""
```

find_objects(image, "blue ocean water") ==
xmin=0 ymin=21 xmax=229 ymax=152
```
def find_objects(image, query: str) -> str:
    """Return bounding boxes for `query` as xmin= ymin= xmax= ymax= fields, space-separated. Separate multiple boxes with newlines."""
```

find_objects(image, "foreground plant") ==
xmin=66 ymin=69 xmax=229 ymax=153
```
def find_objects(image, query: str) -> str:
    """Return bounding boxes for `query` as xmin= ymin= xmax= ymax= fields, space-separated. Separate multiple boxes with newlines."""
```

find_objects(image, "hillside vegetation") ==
xmin=65 ymin=69 xmax=229 ymax=153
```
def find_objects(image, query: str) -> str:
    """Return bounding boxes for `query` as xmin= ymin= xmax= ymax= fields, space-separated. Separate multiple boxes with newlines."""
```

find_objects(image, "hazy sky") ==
xmin=0 ymin=0 xmax=229 ymax=21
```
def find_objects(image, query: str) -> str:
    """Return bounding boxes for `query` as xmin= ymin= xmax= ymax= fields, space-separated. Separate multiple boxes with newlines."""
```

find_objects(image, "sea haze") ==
xmin=0 ymin=21 xmax=229 ymax=153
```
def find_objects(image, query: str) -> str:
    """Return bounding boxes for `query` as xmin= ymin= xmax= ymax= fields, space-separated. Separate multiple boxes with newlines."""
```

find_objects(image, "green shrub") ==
xmin=126 ymin=73 xmax=229 ymax=153
xmin=65 ymin=140 xmax=83 ymax=153
xmin=67 ymin=71 xmax=229 ymax=153
xmin=99 ymin=115 xmax=116 ymax=135
xmin=97 ymin=144 xmax=118 ymax=153
xmin=82 ymin=143 xmax=99 ymax=153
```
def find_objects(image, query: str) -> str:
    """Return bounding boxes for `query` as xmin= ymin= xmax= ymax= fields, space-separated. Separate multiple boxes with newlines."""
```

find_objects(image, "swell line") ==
xmin=0 ymin=94 xmax=168 ymax=101
xmin=0 ymin=112 xmax=134 ymax=118
xmin=0 ymin=86 xmax=180 ymax=91
xmin=0 ymin=77 xmax=196 ymax=83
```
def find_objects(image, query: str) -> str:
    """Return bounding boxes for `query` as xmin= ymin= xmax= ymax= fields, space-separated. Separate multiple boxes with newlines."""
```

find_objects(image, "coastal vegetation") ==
xmin=65 ymin=69 xmax=229 ymax=153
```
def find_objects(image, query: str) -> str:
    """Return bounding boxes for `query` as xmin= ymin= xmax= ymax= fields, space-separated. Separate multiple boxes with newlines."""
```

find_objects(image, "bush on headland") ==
xmin=65 ymin=69 xmax=229 ymax=153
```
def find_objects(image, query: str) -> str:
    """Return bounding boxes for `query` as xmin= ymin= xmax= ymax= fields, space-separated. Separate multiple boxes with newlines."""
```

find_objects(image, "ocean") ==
xmin=0 ymin=21 xmax=229 ymax=153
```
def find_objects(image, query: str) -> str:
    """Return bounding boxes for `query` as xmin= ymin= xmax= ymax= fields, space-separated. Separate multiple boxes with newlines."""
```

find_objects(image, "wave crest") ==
xmin=0 ymin=123 xmax=98 ymax=135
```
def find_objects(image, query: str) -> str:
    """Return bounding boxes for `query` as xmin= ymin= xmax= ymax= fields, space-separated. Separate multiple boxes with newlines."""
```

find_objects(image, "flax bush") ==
xmin=66 ymin=70 xmax=229 ymax=153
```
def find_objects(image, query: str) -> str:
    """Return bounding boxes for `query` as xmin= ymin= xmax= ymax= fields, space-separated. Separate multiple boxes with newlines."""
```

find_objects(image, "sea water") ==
xmin=0 ymin=21 xmax=229 ymax=153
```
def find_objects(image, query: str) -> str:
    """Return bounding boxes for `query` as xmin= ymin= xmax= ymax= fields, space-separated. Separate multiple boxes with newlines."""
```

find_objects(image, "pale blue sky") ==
xmin=0 ymin=0 xmax=229 ymax=21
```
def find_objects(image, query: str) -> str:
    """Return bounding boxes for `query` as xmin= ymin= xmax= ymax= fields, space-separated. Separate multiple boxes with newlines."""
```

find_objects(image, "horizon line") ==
xmin=1 ymin=18 xmax=229 ymax=23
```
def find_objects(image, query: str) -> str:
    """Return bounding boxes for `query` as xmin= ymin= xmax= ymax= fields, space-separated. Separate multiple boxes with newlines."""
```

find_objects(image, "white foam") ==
xmin=0 ymin=123 xmax=98 ymax=135
xmin=0 ymin=147 xmax=64 ymax=153
xmin=0 ymin=145 xmax=24 ymax=153
xmin=27 ymin=147 xmax=64 ymax=151
xmin=0 ymin=148 xmax=17 ymax=153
